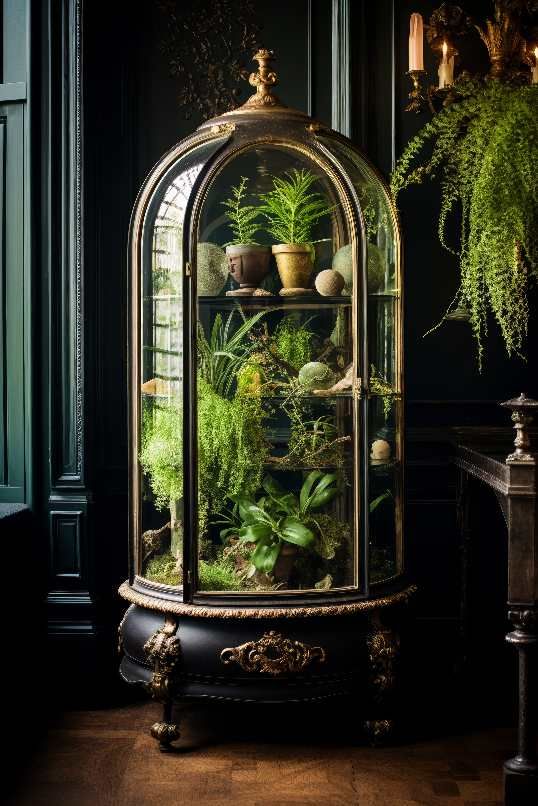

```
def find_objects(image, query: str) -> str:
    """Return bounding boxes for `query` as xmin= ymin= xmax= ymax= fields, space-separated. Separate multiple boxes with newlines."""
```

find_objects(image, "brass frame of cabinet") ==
xmin=127 ymin=86 xmax=403 ymax=606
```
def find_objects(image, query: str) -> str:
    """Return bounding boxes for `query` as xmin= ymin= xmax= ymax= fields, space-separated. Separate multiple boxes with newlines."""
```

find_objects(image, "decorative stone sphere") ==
xmin=370 ymin=439 xmax=391 ymax=461
xmin=315 ymin=269 xmax=345 ymax=296
xmin=197 ymin=242 xmax=228 ymax=296
xmin=332 ymin=243 xmax=386 ymax=295
xmin=298 ymin=361 xmax=336 ymax=391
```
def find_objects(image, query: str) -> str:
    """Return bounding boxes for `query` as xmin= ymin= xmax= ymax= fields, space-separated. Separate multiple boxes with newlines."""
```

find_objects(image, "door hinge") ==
xmin=352 ymin=377 xmax=362 ymax=399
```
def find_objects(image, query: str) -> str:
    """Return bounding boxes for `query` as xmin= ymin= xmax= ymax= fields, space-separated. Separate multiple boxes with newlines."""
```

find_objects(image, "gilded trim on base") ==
xmin=119 ymin=580 xmax=417 ymax=619
xmin=220 ymin=630 xmax=326 ymax=674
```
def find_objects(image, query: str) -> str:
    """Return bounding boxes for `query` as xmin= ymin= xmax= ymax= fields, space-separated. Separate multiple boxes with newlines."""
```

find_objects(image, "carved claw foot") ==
xmin=364 ymin=719 xmax=394 ymax=746
xmin=150 ymin=719 xmax=180 ymax=752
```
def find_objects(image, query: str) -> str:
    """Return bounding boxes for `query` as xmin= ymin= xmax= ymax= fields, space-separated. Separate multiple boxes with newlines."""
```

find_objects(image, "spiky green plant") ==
xmin=259 ymin=168 xmax=333 ymax=245
xmin=222 ymin=176 xmax=263 ymax=246
xmin=197 ymin=308 xmax=267 ymax=397
xmin=391 ymin=79 xmax=538 ymax=367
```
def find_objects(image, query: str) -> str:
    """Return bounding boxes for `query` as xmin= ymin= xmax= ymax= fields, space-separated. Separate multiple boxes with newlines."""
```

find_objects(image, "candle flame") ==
xmin=535 ymin=46 xmax=538 ymax=60
xmin=442 ymin=40 xmax=448 ymax=58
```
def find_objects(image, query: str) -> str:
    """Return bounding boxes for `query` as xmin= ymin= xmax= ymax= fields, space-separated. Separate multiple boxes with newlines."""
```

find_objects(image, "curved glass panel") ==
xmin=316 ymin=135 xmax=403 ymax=584
xmin=138 ymin=138 xmax=227 ymax=586
xmin=193 ymin=145 xmax=360 ymax=594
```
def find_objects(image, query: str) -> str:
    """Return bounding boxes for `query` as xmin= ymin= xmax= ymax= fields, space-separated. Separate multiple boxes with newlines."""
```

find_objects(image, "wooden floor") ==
xmin=8 ymin=700 xmax=510 ymax=806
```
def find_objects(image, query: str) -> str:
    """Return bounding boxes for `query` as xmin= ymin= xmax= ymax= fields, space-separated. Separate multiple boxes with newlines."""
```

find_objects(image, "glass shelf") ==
xmin=197 ymin=294 xmax=352 ymax=309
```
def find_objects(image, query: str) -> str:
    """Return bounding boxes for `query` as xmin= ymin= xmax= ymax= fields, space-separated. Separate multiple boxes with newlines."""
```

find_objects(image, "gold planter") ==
xmin=272 ymin=243 xmax=313 ymax=296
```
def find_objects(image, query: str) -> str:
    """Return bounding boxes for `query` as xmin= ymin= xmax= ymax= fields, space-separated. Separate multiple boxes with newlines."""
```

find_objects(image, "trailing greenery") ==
xmin=370 ymin=364 xmax=394 ymax=422
xmin=221 ymin=176 xmax=262 ymax=246
xmin=140 ymin=402 xmax=183 ymax=510
xmin=273 ymin=315 xmax=314 ymax=369
xmin=197 ymin=308 xmax=267 ymax=397
xmin=259 ymin=168 xmax=333 ymax=244
xmin=391 ymin=79 xmax=538 ymax=366
xmin=198 ymin=377 xmax=268 ymax=530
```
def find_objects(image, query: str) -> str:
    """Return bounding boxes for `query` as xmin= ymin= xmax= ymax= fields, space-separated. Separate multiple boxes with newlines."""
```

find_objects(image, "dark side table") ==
xmin=452 ymin=394 xmax=538 ymax=806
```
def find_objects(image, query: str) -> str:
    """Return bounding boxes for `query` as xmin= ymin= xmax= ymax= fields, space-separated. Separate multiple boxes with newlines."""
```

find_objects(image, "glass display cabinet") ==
xmin=119 ymin=50 xmax=415 ymax=750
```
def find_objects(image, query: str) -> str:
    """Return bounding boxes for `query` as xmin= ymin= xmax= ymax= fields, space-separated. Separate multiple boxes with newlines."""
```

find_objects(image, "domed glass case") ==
xmin=128 ymin=51 xmax=403 ymax=606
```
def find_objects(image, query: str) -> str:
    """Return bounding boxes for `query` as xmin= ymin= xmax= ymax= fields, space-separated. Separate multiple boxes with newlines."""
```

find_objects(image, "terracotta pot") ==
xmin=226 ymin=244 xmax=271 ymax=295
xmin=272 ymin=243 xmax=313 ymax=296
xmin=272 ymin=543 xmax=297 ymax=583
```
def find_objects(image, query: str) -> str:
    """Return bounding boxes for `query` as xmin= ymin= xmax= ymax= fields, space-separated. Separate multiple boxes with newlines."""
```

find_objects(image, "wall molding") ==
xmin=331 ymin=0 xmax=351 ymax=137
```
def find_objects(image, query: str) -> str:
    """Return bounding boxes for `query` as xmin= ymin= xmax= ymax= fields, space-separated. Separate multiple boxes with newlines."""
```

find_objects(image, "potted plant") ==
xmin=259 ymin=168 xmax=333 ymax=296
xmin=222 ymin=176 xmax=270 ymax=296
xmin=219 ymin=471 xmax=340 ymax=583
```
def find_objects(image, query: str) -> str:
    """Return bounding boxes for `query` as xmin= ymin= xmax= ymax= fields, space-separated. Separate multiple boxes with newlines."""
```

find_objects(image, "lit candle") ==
xmin=409 ymin=13 xmax=424 ymax=71
xmin=438 ymin=41 xmax=454 ymax=89
xmin=533 ymin=47 xmax=538 ymax=84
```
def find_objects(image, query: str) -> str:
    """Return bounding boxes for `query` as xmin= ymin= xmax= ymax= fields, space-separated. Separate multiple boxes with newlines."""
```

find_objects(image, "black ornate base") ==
xmin=118 ymin=584 xmax=415 ymax=750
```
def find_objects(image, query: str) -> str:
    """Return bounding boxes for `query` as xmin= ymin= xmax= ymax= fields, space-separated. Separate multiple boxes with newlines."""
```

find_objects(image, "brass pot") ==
xmin=272 ymin=243 xmax=313 ymax=296
xmin=226 ymin=244 xmax=271 ymax=295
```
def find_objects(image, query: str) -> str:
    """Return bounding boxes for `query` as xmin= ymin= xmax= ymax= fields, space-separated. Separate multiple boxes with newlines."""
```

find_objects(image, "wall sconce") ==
xmin=405 ymin=1 xmax=538 ymax=114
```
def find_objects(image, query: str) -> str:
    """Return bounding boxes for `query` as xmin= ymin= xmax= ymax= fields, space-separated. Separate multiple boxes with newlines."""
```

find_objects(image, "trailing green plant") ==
xmin=259 ymin=168 xmax=333 ymax=245
xmin=140 ymin=402 xmax=183 ymax=510
xmin=218 ymin=471 xmax=340 ymax=576
xmin=391 ymin=78 xmax=538 ymax=366
xmin=273 ymin=315 xmax=314 ymax=369
xmin=221 ymin=176 xmax=263 ymax=245
xmin=197 ymin=308 xmax=267 ymax=397
xmin=140 ymin=377 xmax=268 ymax=535
xmin=277 ymin=380 xmax=350 ymax=469
xmin=197 ymin=376 xmax=268 ymax=531
xmin=370 ymin=364 xmax=394 ymax=421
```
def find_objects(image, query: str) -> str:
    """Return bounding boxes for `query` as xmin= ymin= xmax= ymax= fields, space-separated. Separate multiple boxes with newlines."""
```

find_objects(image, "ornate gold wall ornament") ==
xmin=144 ymin=615 xmax=181 ymax=701
xmin=241 ymin=49 xmax=285 ymax=109
xmin=476 ymin=2 xmax=530 ymax=80
xmin=157 ymin=0 xmax=261 ymax=119
xmin=220 ymin=630 xmax=326 ymax=675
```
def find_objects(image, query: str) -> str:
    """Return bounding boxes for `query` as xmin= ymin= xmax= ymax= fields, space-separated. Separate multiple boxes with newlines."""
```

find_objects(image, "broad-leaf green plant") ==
xmin=259 ymin=168 xmax=333 ymax=245
xmin=218 ymin=471 xmax=340 ymax=575
xmin=391 ymin=78 xmax=538 ymax=367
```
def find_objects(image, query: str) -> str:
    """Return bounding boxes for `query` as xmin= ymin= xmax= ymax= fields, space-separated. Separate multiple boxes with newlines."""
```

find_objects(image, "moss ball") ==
xmin=298 ymin=361 xmax=336 ymax=391
xmin=332 ymin=243 xmax=386 ymax=294
xmin=197 ymin=242 xmax=228 ymax=296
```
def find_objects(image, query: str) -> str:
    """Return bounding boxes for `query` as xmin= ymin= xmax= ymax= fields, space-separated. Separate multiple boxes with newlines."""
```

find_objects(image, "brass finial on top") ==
xmin=241 ymin=49 xmax=285 ymax=109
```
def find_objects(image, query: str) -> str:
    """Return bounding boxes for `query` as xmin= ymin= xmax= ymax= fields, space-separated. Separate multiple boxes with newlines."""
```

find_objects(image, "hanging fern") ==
xmin=391 ymin=79 xmax=538 ymax=367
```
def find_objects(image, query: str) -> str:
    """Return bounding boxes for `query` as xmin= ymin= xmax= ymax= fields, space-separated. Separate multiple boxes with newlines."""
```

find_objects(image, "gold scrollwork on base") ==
xmin=143 ymin=615 xmax=181 ymax=702
xmin=367 ymin=624 xmax=400 ymax=700
xmin=220 ymin=630 xmax=326 ymax=675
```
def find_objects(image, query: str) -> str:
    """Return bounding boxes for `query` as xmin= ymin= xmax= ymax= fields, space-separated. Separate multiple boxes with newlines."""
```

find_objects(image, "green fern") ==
xmin=259 ymin=168 xmax=333 ymax=245
xmin=391 ymin=79 xmax=538 ymax=367
xmin=222 ymin=176 xmax=262 ymax=245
